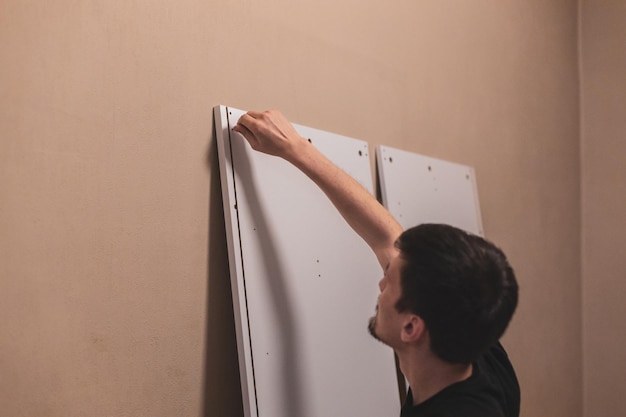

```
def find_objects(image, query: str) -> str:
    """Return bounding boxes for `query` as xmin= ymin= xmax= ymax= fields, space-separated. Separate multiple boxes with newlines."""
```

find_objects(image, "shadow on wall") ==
xmin=202 ymin=130 xmax=244 ymax=417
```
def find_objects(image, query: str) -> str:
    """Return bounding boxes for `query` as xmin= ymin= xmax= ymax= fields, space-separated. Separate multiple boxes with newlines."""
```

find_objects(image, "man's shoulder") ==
xmin=400 ymin=343 xmax=520 ymax=417
xmin=401 ymin=389 xmax=506 ymax=417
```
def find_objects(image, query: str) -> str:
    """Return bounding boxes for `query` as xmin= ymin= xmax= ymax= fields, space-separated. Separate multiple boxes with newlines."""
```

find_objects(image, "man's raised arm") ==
xmin=233 ymin=110 xmax=402 ymax=269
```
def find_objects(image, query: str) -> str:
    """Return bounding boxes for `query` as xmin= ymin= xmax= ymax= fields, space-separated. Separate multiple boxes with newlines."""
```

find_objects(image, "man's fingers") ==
xmin=246 ymin=111 xmax=263 ymax=118
xmin=233 ymin=122 xmax=254 ymax=140
xmin=236 ymin=113 xmax=253 ymax=128
xmin=236 ymin=112 xmax=262 ymax=134
xmin=238 ymin=111 xmax=263 ymax=125
xmin=234 ymin=124 xmax=260 ymax=149
xmin=233 ymin=122 xmax=249 ymax=135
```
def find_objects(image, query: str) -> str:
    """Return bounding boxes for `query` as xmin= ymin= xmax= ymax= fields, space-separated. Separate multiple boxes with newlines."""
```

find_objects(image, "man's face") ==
xmin=368 ymin=254 xmax=405 ymax=347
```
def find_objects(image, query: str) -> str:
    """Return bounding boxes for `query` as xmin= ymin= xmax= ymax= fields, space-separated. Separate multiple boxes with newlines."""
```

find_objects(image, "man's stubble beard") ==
xmin=368 ymin=314 xmax=385 ymax=344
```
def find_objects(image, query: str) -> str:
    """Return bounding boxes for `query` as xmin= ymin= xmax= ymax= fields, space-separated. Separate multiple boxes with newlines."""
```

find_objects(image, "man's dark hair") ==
xmin=395 ymin=223 xmax=518 ymax=364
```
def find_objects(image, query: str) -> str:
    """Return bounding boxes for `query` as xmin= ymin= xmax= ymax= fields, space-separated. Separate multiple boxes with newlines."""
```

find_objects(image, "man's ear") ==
xmin=400 ymin=314 xmax=426 ymax=343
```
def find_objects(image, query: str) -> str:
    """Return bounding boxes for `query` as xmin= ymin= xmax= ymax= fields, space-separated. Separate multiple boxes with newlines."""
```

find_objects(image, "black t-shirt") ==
xmin=400 ymin=343 xmax=520 ymax=417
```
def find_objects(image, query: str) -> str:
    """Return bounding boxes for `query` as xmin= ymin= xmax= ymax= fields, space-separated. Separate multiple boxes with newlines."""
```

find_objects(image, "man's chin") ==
xmin=367 ymin=316 xmax=384 ymax=343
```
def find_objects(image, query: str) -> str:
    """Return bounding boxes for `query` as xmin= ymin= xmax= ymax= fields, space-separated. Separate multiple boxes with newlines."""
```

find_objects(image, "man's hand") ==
xmin=233 ymin=110 xmax=307 ymax=162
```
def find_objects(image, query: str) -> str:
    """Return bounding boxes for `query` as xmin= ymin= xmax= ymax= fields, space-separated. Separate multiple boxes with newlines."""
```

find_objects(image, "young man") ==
xmin=233 ymin=110 xmax=520 ymax=417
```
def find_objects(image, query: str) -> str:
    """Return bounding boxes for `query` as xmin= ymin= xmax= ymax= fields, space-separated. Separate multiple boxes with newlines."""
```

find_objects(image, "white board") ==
xmin=214 ymin=106 xmax=400 ymax=417
xmin=376 ymin=145 xmax=484 ymax=236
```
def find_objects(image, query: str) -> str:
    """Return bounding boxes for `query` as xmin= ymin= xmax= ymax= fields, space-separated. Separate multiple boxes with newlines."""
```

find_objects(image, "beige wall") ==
xmin=1 ymin=1 xmax=583 ymax=416
xmin=581 ymin=1 xmax=626 ymax=416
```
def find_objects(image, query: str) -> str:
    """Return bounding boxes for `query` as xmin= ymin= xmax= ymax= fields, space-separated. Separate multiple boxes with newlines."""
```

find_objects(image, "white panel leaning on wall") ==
xmin=376 ymin=145 xmax=484 ymax=236
xmin=214 ymin=106 xmax=400 ymax=417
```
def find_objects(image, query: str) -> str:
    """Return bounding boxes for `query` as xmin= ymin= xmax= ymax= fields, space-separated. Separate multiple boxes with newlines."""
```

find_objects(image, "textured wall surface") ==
xmin=581 ymin=2 xmax=626 ymax=416
xmin=0 ymin=1 xmax=582 ymax=416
